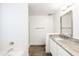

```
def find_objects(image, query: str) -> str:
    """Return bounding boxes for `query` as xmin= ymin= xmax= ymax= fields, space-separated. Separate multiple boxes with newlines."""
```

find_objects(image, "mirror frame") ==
xmin=60 ymin=11 xmax=73 ymax=37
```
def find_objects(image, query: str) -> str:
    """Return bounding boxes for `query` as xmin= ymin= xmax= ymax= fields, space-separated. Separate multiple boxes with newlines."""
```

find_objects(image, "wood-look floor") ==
xmin=29 ymin=45 xmax=52 ymax=56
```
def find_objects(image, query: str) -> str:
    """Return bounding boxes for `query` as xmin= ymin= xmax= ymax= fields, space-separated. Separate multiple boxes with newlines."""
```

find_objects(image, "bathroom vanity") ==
xmin=49 ymin=35 xmax=79 ymax=56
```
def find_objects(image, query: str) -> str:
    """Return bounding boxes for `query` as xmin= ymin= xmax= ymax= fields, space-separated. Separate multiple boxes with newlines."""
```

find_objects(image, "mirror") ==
xmin=60 ymin=11 xmax=73 ymax=38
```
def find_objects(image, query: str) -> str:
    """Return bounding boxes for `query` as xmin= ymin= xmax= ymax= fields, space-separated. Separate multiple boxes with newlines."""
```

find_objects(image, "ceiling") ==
xmin=29 ymin=3 xmax=73 ymax=15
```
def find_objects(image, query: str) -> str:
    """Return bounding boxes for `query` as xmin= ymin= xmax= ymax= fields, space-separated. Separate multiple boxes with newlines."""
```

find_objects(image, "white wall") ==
xmin=72 ymin=4 xmax=79 ymax=39
xmin=0 ymin=3 xmax=28 ymax=55
xmin=29 ymin=15 xmax=53 ymax=45
xmin=53 ymin=13 xmax=60 ymax=33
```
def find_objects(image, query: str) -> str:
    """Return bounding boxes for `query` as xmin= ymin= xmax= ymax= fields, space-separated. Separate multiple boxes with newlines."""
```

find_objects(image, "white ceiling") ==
xmin=29 ymin=3 xmax=73 ymax=15
xmin=29 ymin=3 xmax=61 ymax=15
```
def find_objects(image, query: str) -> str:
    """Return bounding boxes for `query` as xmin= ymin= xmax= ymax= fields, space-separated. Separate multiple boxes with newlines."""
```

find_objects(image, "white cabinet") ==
xmin=56 ymin=43 xmax=70 ymax=56
xmin=50 ymin=39 xmax=57 ymax=56
xmin=50 ymin=39 xmax=71 ymax=56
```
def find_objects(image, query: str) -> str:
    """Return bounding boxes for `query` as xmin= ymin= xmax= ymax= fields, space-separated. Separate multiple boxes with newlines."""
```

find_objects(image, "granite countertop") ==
xmin=51 ymin=35 xmax=79 ymax=56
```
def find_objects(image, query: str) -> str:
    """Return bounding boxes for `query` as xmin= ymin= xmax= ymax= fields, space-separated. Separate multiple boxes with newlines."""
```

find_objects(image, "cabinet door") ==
xmin=50 ymin=39 xmax=58 ymax=56
xmin=54 ymin=41 xmax=71 ymax=56
xmin=50 ymin=39 xmax=71 ymax=56
xmin=57 ymin=45 xmax=70 ymax=56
